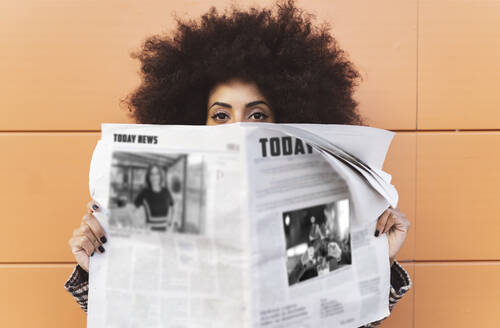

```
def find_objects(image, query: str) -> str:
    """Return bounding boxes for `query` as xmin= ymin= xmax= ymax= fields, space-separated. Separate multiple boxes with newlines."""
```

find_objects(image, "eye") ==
xmin=249 ymin=111 xmax=269 ymax=120
xmin=210 ymin=111 xmax=230 ymax=122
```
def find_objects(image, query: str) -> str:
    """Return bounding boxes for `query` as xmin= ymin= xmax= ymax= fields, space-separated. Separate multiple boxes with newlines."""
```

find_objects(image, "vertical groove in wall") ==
xmin=416 ymin=0 xmax=420 ymax=131
xmin=412 ymin=134 xmax=418 ymax=328
xmin=413 ymin=2 xmax=420 ymax=327
xmin=412 ymin=262 xmax=416 ymax=328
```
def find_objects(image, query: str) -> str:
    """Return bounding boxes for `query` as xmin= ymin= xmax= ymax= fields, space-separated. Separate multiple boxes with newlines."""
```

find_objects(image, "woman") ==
xmin=66 ymin=1 xmax=411 ymax=326
xmin=132 ymin=164 xmax=175 ymax=232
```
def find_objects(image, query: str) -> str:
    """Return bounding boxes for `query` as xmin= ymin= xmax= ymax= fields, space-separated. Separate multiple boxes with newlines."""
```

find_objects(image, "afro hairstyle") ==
xmin=125 ymin=0 xmax=363 ymax=125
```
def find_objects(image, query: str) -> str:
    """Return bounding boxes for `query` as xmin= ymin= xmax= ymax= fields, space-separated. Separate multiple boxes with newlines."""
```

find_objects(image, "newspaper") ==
xmin=86 ymin=123 xmax=397 ymax=328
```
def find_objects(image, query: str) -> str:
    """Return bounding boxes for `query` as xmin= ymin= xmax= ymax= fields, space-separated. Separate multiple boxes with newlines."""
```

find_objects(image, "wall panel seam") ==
xmin=0 ymin=130 xmax=101 ymax=133
xmin=0 ymin=262 xmax=76 ymax=265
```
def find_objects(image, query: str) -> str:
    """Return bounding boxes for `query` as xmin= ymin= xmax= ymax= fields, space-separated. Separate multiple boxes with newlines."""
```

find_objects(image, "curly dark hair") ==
xmin=126 ymin=0 xmax=363 ymax=125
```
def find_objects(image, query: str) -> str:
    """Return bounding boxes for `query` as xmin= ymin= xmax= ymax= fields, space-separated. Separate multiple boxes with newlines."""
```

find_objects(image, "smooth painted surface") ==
xmin=418 ymin=0 xmax=500 ymax=129
xmin=414 ymin=263 xmax=500 ymax=327
xmin=416 ymin=133 xmax=500 ymax=260
xmin=0 ymin=265 xmax=86 ymax=328
xmin=0 ymin=133 xmax=99 ymax=262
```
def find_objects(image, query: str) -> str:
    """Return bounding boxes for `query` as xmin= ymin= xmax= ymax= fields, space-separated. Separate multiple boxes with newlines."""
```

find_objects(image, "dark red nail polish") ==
xmin=98 ymin=245 xmax=105 ymax=253
xmin=100 ymin=236 xmax=107 ymax=244
xmin=374 ymin=230 xmax=379 ymax=237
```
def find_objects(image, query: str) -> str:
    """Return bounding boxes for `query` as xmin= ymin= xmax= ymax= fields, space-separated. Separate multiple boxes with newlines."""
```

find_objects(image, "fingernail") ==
xmin=98 ymin=245 xmax=105 ymax=253
xmin=91 ymin=251 xmax=95 ymax=257
xmin=92 ymin=204 xmax=99 ymax=211
xmin=100 ymin=236 xmax=107 ymax=244
xmin=374 ymin=230 xmax=379 ymax=237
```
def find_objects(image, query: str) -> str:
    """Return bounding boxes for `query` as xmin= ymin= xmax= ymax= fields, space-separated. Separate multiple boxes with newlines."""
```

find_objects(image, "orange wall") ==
xmin=2 ymin=0 xmax=500 ymax=327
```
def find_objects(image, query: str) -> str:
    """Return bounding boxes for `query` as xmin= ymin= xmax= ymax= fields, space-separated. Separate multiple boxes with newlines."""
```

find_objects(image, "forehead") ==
xmin=208 ymin=79 xmax=266 ymax=103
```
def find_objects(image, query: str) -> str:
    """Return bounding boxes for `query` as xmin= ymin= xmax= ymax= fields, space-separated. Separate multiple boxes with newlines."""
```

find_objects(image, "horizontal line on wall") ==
xmin=399 ymin=259 xmax=500 ymax=264
xmin=0 ymin=261 xmax=76 ymax=265
xmin=0 ymin=130 xmax=101 ymax=133
xmin=392 ymin=129 xmax=500 ymax=132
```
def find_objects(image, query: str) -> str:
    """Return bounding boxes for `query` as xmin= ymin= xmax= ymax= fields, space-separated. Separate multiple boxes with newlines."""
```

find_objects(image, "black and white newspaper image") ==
xmin=108 ymin=151 xmax=205 ymax=234
xmin=283 ymin=200 xmax=351 ymax=286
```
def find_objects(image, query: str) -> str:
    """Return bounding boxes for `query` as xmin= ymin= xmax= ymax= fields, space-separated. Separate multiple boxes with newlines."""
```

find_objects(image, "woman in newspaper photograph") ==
xmin=108 ymin=151 xmax=203 ymax=234
xmin=283 ymin=200 xmax=352 ymax=286
xmin=132 ymin=164 xmax=175 ymax=231
xmin=66 ymin=0 xmax=411 ymax=325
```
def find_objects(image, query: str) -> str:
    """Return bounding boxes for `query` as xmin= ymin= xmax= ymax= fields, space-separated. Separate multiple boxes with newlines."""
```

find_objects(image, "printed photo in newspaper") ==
xmin=283 ymin=200 xmax=351 ymax=286
xmin=108 ymin=151 xmax=206 ymax=235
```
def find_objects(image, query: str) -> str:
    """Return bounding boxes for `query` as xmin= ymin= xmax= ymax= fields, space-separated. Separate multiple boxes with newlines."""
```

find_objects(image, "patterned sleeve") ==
xmin=358 ymin=260 xmax=412 ymax=327
xmin=64 ymin=264 xmax=89 ymax=313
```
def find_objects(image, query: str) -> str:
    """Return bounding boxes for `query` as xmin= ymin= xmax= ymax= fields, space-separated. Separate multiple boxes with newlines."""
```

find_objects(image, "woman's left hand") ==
xmin=375 ymin=207 xmax=411 ymax=265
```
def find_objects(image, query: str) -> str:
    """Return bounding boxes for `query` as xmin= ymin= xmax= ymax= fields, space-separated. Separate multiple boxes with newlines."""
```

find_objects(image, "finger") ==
xmin=78 ymin=222 xmax=101 ymax=250
xmin=69 ymin=235 xmax=94 ymax=257
xmin=375 ymin=209 xmax=390 ymax=237
xmin=87 ymin=200 xmax=101 ymax=213
xmin=382 ymin=213 xmax=396 ymax=234
xmin=69 ymin=237 xmax=92 ymax=272
xmin=83 ymin=213 xmax=107 ymax=244
xmin=393 ymin=211 xmax=411 ymax=232
xmin=80 ymin=235 xmax=96 ymax=256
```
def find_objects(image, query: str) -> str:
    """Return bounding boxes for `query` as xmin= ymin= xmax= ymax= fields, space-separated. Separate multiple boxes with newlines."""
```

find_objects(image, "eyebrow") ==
xmin=208 ymin=100 xmax=271 ymax=110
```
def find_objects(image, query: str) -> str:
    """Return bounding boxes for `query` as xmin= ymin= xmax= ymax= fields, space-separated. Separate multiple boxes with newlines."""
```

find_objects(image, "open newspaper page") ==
xmin=87 ymin=124 xmax=252 ymax=328
xmin=244 ymin=124 xmax=394 ymax=327
xmin=86 ymin=123 xmax=396 ymax=328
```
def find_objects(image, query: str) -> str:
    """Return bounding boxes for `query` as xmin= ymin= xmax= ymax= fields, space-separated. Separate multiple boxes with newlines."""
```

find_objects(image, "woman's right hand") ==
xmin=68 ymin=200 xmax=108 ymax=272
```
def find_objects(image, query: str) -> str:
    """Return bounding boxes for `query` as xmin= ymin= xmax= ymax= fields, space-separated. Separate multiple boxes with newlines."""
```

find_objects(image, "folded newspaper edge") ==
xmin=87 ymin=123 xmax=397 ymax=328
